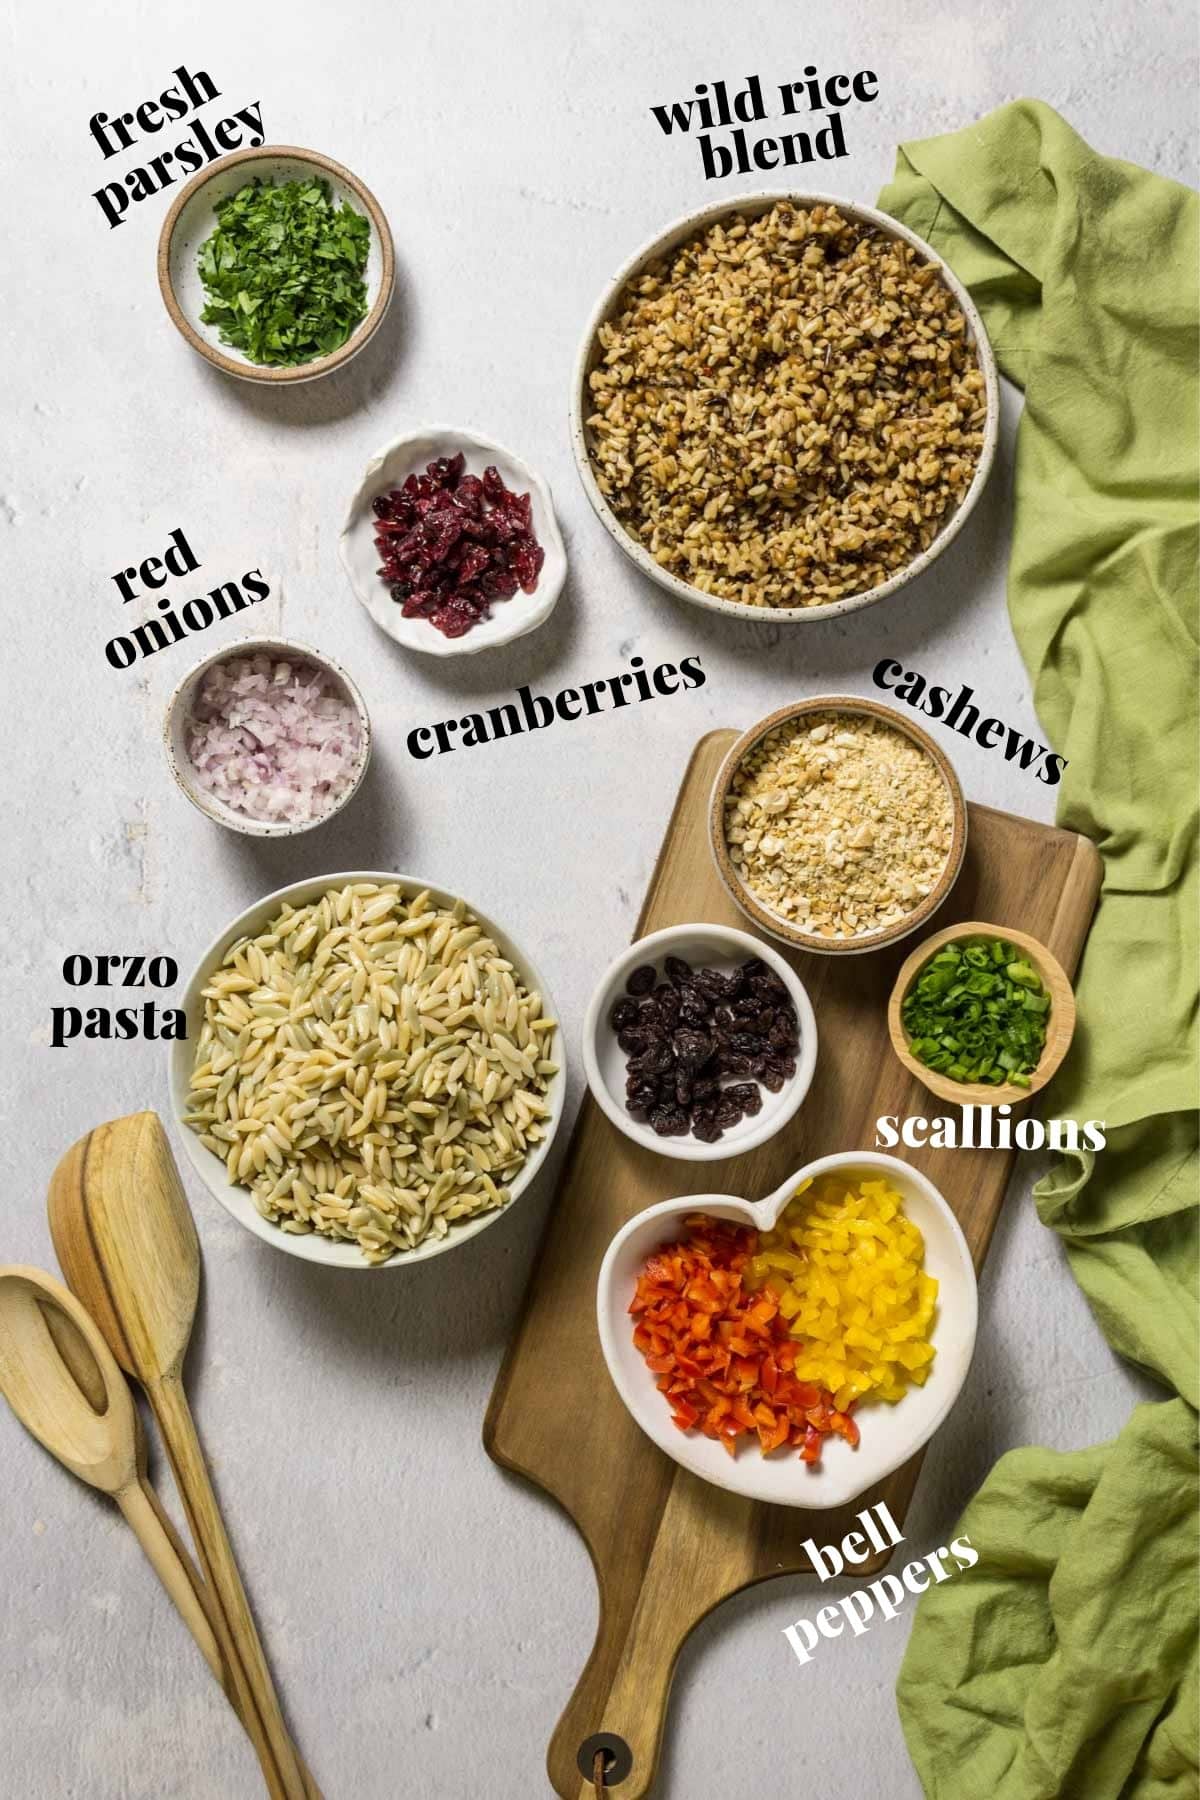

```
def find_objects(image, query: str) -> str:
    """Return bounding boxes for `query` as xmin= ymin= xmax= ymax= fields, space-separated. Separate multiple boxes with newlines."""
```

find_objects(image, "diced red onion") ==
xmin=185 ymin=653 xmax=363 ymax=825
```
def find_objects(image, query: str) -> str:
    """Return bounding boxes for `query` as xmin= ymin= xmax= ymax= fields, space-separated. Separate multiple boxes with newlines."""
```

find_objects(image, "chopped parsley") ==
xmin=198 ymin=177 xmax=371 ymax=367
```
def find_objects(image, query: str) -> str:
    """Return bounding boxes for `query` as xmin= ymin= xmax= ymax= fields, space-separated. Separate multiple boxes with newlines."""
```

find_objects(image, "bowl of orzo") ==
xmin=571 ymin=193 xmax=998 ymax=621
xmin=171 ymin=873 xmax=565 ymax=1267
xmin=710 ymin=697 xmax=967 ymax=954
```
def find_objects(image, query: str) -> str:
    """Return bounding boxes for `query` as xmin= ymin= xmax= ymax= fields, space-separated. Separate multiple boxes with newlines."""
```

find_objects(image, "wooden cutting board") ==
xmin=484 ymin=730 xmax=1102 ymax=1800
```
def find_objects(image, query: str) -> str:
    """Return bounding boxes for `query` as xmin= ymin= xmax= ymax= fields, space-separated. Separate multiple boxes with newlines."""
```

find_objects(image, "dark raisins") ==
xmin=716 ymin=1093 xmax=745 ymax=1129
xmin=697 ymin=968 xmax=732 ymax=1001
xmin=611 ymin=951 xmax=801 ymax=1144
xmin=648 ymin=1106 xmax=689 ymax=1136
xmin=672 ymin=1028 xmax=712 ymax=1071
xmin=632 ymin=1041 xmax=673 ymax=1077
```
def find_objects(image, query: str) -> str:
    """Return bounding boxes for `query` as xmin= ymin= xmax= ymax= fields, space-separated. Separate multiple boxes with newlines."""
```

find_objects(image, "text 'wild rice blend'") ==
xmin=586 ymin=202 xmax=986 ymax=610
xmin=184 ymin=882 xmax=558 ymax=1263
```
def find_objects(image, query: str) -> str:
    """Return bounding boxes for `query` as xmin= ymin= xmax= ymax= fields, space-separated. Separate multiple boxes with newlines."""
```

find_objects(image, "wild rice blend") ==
xmin=184 ymin=882 xmax=558 ymax=1263
xmin=586 ymin=202 xmax=987 ymax=610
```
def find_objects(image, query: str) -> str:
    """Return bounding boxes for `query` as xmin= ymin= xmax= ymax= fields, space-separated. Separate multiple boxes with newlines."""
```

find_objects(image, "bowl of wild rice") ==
xmin=710 ymin=697 xmax=967 ymax=954
xmin=170 ymin=873 xmax=565 ymax=1267
xmin=571 ymin=194 xmax=997 ymax=621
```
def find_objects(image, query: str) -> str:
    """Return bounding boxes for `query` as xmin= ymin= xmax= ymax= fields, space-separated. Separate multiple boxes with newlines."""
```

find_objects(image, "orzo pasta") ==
xmin=184 ymin=881 xmax=559 ymax=1263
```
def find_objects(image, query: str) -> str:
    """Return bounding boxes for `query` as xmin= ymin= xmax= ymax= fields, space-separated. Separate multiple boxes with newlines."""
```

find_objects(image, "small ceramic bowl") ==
xmin=597 ymin=1151 xmax=977 ymax=1509
xmin=710 ymin=696 xmax=967 ymax=957
xmin=888 ymin=920 xmax=1077 ymax=1107
xmin=170 ymin=871 xmax=567 ymax=1269
xmin=571 ymin=191 xmax=998 ymax=623
xmin=163 ymin=637 xmax=371 ymax=838
xmin=157 ymin=145 xmax=394 ymax=384
xmin=339 ymin=425 xmax=566 ymax=656
xmin=582 ymin=923 xmax=817 ymax=1162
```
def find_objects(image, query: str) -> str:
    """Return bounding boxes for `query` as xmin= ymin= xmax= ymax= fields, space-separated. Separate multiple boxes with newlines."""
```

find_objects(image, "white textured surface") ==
xmin=2 ymin=5 xmax=1193 ymax=1797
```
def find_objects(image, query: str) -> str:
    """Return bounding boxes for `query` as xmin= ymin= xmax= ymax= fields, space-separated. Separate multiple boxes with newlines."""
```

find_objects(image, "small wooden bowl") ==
xmin=887 ymin=921 xmax=1077 ymax=1107
xmin=157 ymin=145 xmax=394 ymax=385
xmin=709 ymin=696 xmax=967 ymax=956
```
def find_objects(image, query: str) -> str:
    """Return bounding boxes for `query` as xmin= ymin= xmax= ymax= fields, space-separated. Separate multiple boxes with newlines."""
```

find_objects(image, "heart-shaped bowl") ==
xmin=597 ymin=1150 xmax=977 ymax=1509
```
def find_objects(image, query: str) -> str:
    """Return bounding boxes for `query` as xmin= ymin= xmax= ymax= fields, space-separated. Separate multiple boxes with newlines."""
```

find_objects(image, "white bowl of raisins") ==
xmin=583 ymin=924 xmax=818 ymax=1162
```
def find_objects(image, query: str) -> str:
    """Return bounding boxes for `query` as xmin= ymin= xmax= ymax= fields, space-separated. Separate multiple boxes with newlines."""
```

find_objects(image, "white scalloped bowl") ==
xmin=597 ymin=1152 xmax=977 ymax=1508
xmin=339 ymin=426 xmax=566 ymax=656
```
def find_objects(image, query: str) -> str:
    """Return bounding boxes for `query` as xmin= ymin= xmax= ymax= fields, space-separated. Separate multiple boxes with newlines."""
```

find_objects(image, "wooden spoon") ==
xmin=0 ymin=1266 xmax=319 ymax=1796
xmin=0 ymin=1265 xmax=234 ymax=1692
xmin=49 ymin=1112 xmax=313 ymax=1800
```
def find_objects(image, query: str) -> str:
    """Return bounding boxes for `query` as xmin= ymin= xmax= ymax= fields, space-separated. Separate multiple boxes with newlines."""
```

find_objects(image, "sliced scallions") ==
xmin=901 ymin=937 xmax=1050 ymax=1087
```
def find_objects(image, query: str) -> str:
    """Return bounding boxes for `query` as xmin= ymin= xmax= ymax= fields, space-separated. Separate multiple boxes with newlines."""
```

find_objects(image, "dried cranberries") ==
xmin=372 ymin=452 xmax=546 ymax=639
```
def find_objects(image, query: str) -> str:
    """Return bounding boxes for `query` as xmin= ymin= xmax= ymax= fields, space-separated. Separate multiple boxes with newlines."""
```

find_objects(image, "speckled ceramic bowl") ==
xmin=163 ymin=636 xmax=371 ymax=837
xmin=157 ymin=145 xmax=394 ymax=384
xmin=709 ymin=695 xmax=967 ymax=956
xmin=570 ymin=191 xmax=998 ymax=623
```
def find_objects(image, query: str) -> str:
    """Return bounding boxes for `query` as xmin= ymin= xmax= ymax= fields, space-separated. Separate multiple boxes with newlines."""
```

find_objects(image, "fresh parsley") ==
xmin=198 ymin=178 xmax=371 ymax=367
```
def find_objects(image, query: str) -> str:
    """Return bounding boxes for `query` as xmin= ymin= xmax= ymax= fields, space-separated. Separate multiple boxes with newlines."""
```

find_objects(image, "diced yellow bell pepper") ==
xmin=742 ymin=1171 xmax=939 ymax=1409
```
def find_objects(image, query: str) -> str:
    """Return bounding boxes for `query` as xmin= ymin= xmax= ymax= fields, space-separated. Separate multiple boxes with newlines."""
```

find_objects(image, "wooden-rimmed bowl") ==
xmin=887 ymin=920 xmax=1077 ymax=1107
xmin=709 ymin=696 xmax=967 ymax=956
xmin=157 ymin=145 xmax=394 ymax=384
xmin=570 ymin=190 xmax=998 ymax=624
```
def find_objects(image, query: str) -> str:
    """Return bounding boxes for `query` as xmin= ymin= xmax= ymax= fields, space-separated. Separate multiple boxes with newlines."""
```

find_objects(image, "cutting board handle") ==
xmin=549 ymin=1477 xmax=758 ymax=1799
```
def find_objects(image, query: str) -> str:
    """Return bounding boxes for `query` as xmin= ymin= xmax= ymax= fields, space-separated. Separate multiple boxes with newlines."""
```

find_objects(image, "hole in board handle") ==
xmin=577 ymin=1732 xmax=633 ymax=1788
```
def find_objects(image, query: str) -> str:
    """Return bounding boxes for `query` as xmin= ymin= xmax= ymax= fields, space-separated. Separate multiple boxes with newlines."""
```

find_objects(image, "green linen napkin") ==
xmin=877 ymin=101 xmax=1199 ymax=1799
